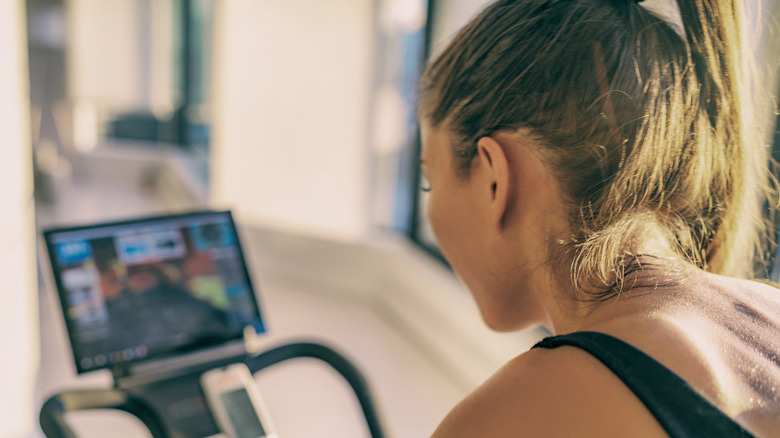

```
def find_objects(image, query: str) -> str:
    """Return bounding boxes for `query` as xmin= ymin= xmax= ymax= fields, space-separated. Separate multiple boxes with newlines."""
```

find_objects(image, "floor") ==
xmin=33 ymin=154 xmax=466 ymax=438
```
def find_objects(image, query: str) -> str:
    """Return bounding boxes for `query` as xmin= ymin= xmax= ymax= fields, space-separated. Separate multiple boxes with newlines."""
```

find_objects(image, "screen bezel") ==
xmin=43 ymin=210 xmax=264 ymax=375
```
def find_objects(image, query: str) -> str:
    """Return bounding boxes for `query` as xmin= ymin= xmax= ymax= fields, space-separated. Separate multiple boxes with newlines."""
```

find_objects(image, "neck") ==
xmin=538 ymin=224 xmax=689 ymax=334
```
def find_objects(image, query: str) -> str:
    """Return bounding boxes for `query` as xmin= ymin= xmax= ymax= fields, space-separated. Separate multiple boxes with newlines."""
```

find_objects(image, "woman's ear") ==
xmin=476 ymin=136 xmax=512 ymax=233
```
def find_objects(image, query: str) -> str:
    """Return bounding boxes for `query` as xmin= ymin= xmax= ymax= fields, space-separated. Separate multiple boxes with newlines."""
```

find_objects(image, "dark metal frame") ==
xmin=40 ymin=341 xmax=386 ymax=438
xmin=407 ymin=0 xmax=448 ymax=266
xmin=175 ymin=0 xmax=194 ymax=147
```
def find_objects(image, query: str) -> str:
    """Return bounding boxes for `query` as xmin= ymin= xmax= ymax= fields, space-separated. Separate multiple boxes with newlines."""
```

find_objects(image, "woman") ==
xmin=418 ymin=0 xmax=780 ymax=436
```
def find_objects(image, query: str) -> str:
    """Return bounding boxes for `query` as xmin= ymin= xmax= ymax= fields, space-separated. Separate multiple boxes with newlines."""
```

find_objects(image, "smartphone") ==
xmin=201 ymin=363 xmax=278 ymax=438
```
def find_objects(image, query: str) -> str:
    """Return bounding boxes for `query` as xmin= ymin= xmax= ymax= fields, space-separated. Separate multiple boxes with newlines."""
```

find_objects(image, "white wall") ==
xmin=67 ymin=0 xmax=174 ymax=114
xmin=210 ymin=0 xmax=374 ymax=241
xmin=428 ymin=0 xmax=493 ymax=57
xmin=0 ymin=1 xmax=38 ymax=437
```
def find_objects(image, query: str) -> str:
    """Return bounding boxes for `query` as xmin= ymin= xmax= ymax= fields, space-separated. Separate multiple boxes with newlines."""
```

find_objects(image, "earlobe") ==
xmin=476 ymin=136 xmax=512 ymax=233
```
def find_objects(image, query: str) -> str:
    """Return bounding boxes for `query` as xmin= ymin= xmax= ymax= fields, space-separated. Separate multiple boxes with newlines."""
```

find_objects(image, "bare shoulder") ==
xmin=431 ymin=345 xmax=666 ymax=438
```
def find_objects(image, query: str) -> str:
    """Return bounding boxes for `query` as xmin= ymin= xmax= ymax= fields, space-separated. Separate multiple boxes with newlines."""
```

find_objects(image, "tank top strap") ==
xmin=532 ymin=331 xmax=755 ymax=437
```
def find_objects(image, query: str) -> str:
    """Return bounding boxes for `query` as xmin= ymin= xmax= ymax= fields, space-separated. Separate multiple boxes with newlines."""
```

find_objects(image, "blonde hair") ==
xmin=421 ymin=0 xmax=773 ymax=297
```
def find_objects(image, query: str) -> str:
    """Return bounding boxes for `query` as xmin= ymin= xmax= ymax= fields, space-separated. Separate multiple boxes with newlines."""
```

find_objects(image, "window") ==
xmin=65 ymin=0 xmax=212 ymax=155
xmin=370 ymin=0 xmax=431 ymax=239
xmin=402 ymin=0 xmax=494 ymax=262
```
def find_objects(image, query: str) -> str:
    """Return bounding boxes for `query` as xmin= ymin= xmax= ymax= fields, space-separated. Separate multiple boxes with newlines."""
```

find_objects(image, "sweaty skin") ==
xmin=421 ymin=123 xmax=780 ymax=437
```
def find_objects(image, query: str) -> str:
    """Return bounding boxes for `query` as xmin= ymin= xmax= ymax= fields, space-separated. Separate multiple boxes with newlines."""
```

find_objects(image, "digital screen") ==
xmin=44 ymin=211 xmax=266 ymax=374
xmin=220 ymin=388 xmax=267 ymax=438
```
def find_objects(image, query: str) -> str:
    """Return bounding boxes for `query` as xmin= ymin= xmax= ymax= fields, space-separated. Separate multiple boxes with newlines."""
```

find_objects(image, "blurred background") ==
xmin=2 ymin=0 xmax=779 ymax=437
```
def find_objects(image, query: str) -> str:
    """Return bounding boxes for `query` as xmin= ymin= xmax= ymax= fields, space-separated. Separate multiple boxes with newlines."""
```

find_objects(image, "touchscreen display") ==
xmin=44 ymin=211 xmax=265 ymax=374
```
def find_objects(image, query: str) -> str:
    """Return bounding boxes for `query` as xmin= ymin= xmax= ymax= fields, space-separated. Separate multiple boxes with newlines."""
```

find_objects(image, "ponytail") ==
xmin=676 ymin=0 xmax=768 ymax=277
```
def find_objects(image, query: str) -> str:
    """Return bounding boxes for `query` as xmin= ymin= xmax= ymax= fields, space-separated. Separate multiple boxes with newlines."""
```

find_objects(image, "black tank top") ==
xmin=532 ymin=332 xmax=756 ymax=437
